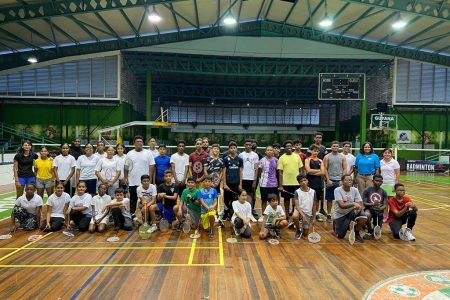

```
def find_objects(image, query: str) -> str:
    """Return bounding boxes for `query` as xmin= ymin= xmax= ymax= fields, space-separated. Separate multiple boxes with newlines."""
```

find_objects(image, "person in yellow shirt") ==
xmin=34 ymin=146 xmax=55 ymax=199
xmin=277 ymin=140 xmax=304 ymax=224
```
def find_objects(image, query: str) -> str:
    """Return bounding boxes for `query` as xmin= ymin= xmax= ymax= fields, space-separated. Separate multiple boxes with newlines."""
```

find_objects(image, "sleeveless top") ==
xmin=307 ymin=158 xmax=323 ymax=189
xmin=326 ymin=152 xmax=344 ymax=181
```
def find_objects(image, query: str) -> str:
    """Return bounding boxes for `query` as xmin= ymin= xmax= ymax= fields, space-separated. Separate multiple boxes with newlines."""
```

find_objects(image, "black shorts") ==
xmin=281 ymin=185 xmax=299 ymax=202
xmin=242 ymin=180 xmax=255 ymax=194
xmin=312 ymin=187 xmax=324 ymax=201
xmin=260 ymin=187 xmax=279 ymax=201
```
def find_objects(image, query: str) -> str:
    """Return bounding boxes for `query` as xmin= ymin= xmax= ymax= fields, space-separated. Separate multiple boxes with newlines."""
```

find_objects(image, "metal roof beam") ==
xmin=359 ymin=12 xmax=397 ymax=40
xmin=377 ymin=15 xmax=421 ymax=43
xmin=0 ymin=0 xmax=187 ymax=25
xmin=67 ymin=16 xmax=99 ymax=42
xmin=0 ymin=27 xmax=44 ymax=50
xmin=162 ymin=3 xmax=199 ymax=30
xmin=119 ymin=10 xmax=138 ymax=36
xmin=43 ymin=18 xmax=79 ymax=45
xmin=303 ymin=0 xmax=325 ymax=26
xmin=94 ymin=12 xmax=122 ymax=40
xmin=283 ymin=0 xmax=300 ymax=25
xmin=338 ymin=0 xmax=450 ymax=22
xmin=17 ymin=21 xmax=57 ymax=46
xmin=396 ymin=20 xmax=445 ymax=47
xmin=340 ymin=7 xmax=374 ymax=36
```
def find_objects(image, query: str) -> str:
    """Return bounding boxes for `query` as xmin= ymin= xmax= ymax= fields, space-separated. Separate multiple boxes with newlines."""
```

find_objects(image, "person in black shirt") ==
xmin=222 ymin=141 xmax=243 ymax=220
xmin=150 ymin=170 xmax=179 ymax=229
xmin=13 ymin=140 xmax=38 ymax=199
xmin=69 ymin=138 xmax=83 ymax=160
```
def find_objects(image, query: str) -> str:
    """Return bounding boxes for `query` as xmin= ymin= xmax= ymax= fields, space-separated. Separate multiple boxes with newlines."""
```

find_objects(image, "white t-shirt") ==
xmin=231 ymin=200 xmax=252 ymax=224
xmin=150 ymin=148 xmax=159 ymax=158
xmin=137 ymin=184 xmax=157 ymax=203
xmin=76 ymin=154 xmax=99 ymax=180
xmin=239 ymin=151 xmax=259 ymax=180
xmin=294 ymin=187 xmax=315 ymax=217
xmin=91 ymin=194 xmax=112 ymax=216
xmin=47 ymin=192 xmax=71 ymax=218
xmin=344 ymin=153 xmax=356 ymax=175
xmin=263 ymin=205 xmax=285 ymax=225
xmin=69 ymin=193 xmax=93 ymax=215
xmin=94 ymin=152 xmax=107 ymax=159
xmin=95 ymin=157 xmax=120 ymax=181
xmin=126 ymin=149 xmax=155 ymax=186
xmin=111 ymin=198 xmax=131 ymax=218
xmin=170 ymin=152 xmax=190 ymax=182
xmin=15 ymin=194 xmax=43 ymax=214
xmin=53 ymin=154 xmax=76 ymax=180
xmin=380 ymin=158 xmax=400 ymax=186
xmin=114 ymin=154 xmax=126 ymax=180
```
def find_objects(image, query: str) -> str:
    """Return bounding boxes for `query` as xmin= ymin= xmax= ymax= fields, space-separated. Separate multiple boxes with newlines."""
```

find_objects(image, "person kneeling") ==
xmin=11 ymin=183 xmax=43 ymax=232
xmin=232 ymin=189 xmax=252 ymax=238
xmin=362 ymin=174 xmax=387 ymax=239
xmin=199 ymin=176 xmax=218 ymax=238
xmin=109 ymin=188 xmax=133 ymax=231
xmin=259 ymin=193 xmax=287 ymax=239
xmin=67 ymin=181 xmax=92 ymax=232
xmin=89 ymin=183 xmax=112 ymax=233
xmin=387 ymin=183 xmax=418 ymax=241
xmin=41 ymin=182 xmax=70 ymax=232
xmin=333 ymin=175 xmax=367 ymax=243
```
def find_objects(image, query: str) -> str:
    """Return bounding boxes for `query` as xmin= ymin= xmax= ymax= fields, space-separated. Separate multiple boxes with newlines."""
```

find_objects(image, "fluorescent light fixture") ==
xmin=148 ymin=6 xmax=162 ymax=23
xmin=319 ymin=13 xmax=333 ymax=27
xmin=27 ymin=56 xmax=38 ymax=64
xmin=223 ymin=13 xmax=237 ymax=25
xmin=392 ymin=19 xmax=407 ymax=29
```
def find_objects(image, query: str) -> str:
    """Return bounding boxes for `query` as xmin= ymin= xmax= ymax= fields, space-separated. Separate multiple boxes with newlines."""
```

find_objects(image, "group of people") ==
xmin=11 ymin=133 xmax=418 ymax=242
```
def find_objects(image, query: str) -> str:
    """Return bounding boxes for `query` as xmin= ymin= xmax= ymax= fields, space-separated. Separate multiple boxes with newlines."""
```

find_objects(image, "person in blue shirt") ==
xmin=154 ymin=144 xmax=171 ymax=186
xmin=354 ymin=142 xmax=380 ymax=196
xmin=199 ymin=175 xmax=218 ymax=237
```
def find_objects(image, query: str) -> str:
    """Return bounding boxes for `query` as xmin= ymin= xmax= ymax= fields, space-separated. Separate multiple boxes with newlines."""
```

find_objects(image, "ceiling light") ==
xmin=148 ymin=6 xmax=162 ymax=23
xmin=223 ymin=12 xmax=237 ymax=25
xmin=319 ymin=13 xmax=333 ymax=27
xmin=27 ymin=56 xmax=38 ymax=64
xmin=392 ymin=19 xmax=407 ymax=29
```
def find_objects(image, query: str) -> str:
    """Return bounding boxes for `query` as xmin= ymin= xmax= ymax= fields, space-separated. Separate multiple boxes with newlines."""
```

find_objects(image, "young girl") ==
xmin=231 ymin=189 xmax=253 ymax=238
xmin=53 ymin=143 xmax=76 ymax=195
xmin=89 ymin=183 xmax=112 ymax=233
xmin=259 ymin=193 xmax=287 ymax=239
xmin=95 ymin=146 xmax=120 ymax=197
xmin=11 ymin=183 xmax=43 ymax=231
xmin=109 ymin=188 xmax=133 ymax=231
xmin=67 ymin=181 xmax=93 ymax=232
xmin=34 ymin=146 xmax=55 ymax=199
xmin=41 ymin=182 xmax=70 ymax=232
xmin=13 ymin=140 xmax=38 ymax=198
xmin=76 ymin=143 xmax=99 ymax=195
xmin=114 ymin=143 xmax=128 ymax=194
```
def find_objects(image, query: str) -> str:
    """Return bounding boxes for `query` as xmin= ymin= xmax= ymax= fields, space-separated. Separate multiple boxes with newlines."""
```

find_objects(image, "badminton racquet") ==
xmin=374 ymin=214 xmax=381 ymax=240
xmin=308 ymin=225 xmax=321 ymax=244
xmin=139 ymin=202 xmax=150 ymax=239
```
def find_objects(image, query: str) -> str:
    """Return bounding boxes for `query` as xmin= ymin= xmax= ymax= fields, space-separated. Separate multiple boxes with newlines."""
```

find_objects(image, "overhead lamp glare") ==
xmin=148 ymin=6 xmax=162 ymax=23
xmin=223 ymin=12 xmax=237 ymax=25
xmin=392 ymin=20 xmax=407 ymax=29
xmin=319 ymin=13 xmax=333 ymax=27
xmin=27 ymin=56 xmax=38 ymax=64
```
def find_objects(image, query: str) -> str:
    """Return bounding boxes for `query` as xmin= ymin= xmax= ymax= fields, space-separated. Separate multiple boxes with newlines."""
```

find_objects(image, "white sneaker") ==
xmin=148 ymin=224 xmax=158 ymax=234
xmin=405 ymin=230 xmax=416 ymax=241
xmin=258 ymin=216 xmax=264 ymax=223
xmin=250 ymin=216 xmax=257 ymax=223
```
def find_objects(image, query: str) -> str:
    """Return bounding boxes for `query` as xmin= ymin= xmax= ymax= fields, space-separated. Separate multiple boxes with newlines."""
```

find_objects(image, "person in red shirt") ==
xmin=387 ymin=183 xmax=418 ymax=241
xmin=189 ymin=138 xmax=209 ymax=188
xmin=294 ymin=140 xmax=307 ymax=166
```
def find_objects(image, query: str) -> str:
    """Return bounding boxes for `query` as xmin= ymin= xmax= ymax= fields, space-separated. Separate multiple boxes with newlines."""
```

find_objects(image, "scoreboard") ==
xmin=318 ymin=73 xmax=365 ymax=100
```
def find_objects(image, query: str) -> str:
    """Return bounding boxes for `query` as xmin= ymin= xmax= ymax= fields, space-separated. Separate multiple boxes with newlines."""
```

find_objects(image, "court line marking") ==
xmin=0 ymin=232 xmax=53 ymax=263
xmin=0 ymin=246 xmax=220 ymax=250
xmin=187 ymin=235 xmax=197 ymax=265
xmin=0 ymin=263 xmax=223 ymax=268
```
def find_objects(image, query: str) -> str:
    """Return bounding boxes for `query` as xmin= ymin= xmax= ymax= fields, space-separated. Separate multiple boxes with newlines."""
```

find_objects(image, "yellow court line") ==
xmin=0 ymin=232 xmax=53 ymax=263
xmin=0 ymin=246 xmax=219 ymax=251
xmin=410 ymin=195 xmax=450 ymax=212
xmin=410 ymin=195 xmax=450 ymax=207
xmin=0 ymin=263 xmax=223 ymax=268
xmin=218 ymin=226 xmax=224 ymax=266
xmin=187 ymin=230 xmax=198 ymax=265
xmin=404 ymin=180 xmax=449 ymax=189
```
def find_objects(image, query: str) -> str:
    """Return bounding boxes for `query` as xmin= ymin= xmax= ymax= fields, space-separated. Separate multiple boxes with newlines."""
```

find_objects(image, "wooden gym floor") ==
xmin=0 ymin=173 xmax=449 ymax=300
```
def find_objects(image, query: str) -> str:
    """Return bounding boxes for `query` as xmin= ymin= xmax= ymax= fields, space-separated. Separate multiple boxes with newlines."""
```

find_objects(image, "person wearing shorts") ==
xmin=293 ymin=175 xmax=316 ymax=239
xmin=305 ymin=145 xmax=325 ymax=222
xmin=199 ymin=176 xmax=218 ymax=237
xmin=13 ymin=140 xmax=38 ymax=199
xmin=258 ymin=145 xmax=279 ymax=221
xmin=34 ymin=146 xmax=55 ymax=199
xmin=259 ymin=193 xmax=287 ymax=239
xmin=362 ymin=174 xmax=387 ymax=239
xmin=239 ymin=139 xmax=259 ymax=218
xmin=179 ymin=177 xmax=201 ymax=229
xmin=151 ymin=170 xmax=179 ymax=230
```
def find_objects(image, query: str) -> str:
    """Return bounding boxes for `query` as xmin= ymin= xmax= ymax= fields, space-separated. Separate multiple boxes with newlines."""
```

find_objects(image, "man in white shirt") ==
xmin=239 ymin=139 xmax=259 ymax=219
xmin=124 ymin=135 xmax=155 ymax=218
xmin=342 ymin=141 xmax=355 ymax=177
xmin=170 ymin=140 xmax=190 ymax=196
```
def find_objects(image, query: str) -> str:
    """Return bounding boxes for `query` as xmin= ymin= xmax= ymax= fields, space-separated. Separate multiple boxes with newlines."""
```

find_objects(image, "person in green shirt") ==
xmin=178 ymin=177 xmax=201 ymax=229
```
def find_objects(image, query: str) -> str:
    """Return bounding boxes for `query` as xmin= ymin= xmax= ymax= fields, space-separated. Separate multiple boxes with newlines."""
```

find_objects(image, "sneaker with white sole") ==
xmin=258 ymin=216 xmax=264 ymax=223
xmin=148 ymin=224 xmax=158 ymax=234
xmin=288 ymin=221 xmax=295 ymax=229
xmin=295 ymin=228 xmax=302 ymax=239
xmin=250 ymin=216 xmax=257 ymax=223
xmin=405 ymin=230 xmax=416 ymax=241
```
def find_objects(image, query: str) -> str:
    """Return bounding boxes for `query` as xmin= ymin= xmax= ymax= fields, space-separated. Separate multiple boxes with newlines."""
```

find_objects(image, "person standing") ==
xmin=257 ymin=145 xmax=279 ymax=221
xmin=75 ymin=143 xmax=99 ymax=195
xmin=323 ymin=141 xmax=347 ymax=222
xmin=170 ymin=140 xmax=190 ymax=197
xmin=380 ymin=148 xmax=400 ymax=198
xmin=222 ymin=141 xmax=243 ymax=220
xmin=305 ymin=145 xmax=325 ymax=222
xmin=308 ymin=132 xmax=328 ymax=159
xmin=53 ymin=143 xmax=76 ymax=195
xmin=239 ymin=139 xmax=260 ymax=218
xmin=13 ymin=140 xmax=38 ymax=198
xmin=123 ymin=135 xmax=155 ymax=219
xmin=189 ymin=138 xmax=209 ymax=188
xmin=354 ymin=142 xmax=380 ymax=196
xmin=342 ymin=141 xmax=355 ymax=177
xmin=148 ymin=137 xmax=159 ymax=158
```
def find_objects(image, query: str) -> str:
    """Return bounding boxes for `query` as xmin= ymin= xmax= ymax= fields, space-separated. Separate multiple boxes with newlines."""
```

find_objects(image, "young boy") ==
xmin=89 ymin=183 xmax=112 ymax=233
xmin=179 ymin=177 xmax=201 ymax=229
xmin=136 ymin=174 xmax=157 ymax=230
xmin=258 ymin=145 xmax=279 ymax=220
xmin=154 ymin=144 xmax=171 ymax=186
xmin=232 ymin=189 xmax=253 ymax=238
xmin=150 ymin=170 xmax=179 ymax=230
xmin=305 ymin=145 xmax=325 ymax=222
xmin=293 ymin=175 xmax=316 ymax=239
xmin=190 ymin=138 xmax=209 ymax=188
xmin=170 ymin=140 xmax=190 ymax=196
xmin=362 ymin=174 xmax=387 ymax=239
xmin=109 ymin=188 xmax=133 ymax=231
xmin=223 ymin=141 xmax=243 ymax=220
xmin=387 ymin=183 xmax=418 ymax=241
xmin=204 ymin=144 xmax=224 ymax=191
xmin=333 ymin=175 xmax=367 ymax=243
xmin=199 ymin=175 xmax=218 ymax=237
xmin=259 ymin=193 xmax=287 ymax=240
xmin=239 ymin=139 xmax=260 ymax=219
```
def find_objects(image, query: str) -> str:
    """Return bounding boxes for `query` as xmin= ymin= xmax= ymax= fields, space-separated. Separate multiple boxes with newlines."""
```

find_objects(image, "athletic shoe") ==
xmin=316 ymin=214 xmax=324 ymax=222
xmin=133 ymin=217 xmax=143 ymax=226
xmin=269 ymin=228 xmax=276 ymax=237
xmin=274 ymin=228 xmax=281 ymax=238
xmin=355 ymin=231 xmax=364 ymax=243
xmin=148 ymin=224 xmax=158 ymax=234
xmin=295 ymin=228 xmax=302 ymax=239
xmin=363 ymin=232 xmax=373 ymax=240
xmin=208 ymin=228 xmax=214 ymax=237
xmin=234 ymin=227 xmax=240 ymax=237
xmin=258 ymin=216 xmax=264 ymax=223
xmin=320 ymin=209 xmax=327 ymax=216
xmin=287 ymin=221 xmax=295 ymax=229
xmin=250 ymin=215 xmax=257 ymax=223
xmin=326 ymin=214 xmax=332 ymax=223
xmin=405 ymin=230 xmax=416 ymax=241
